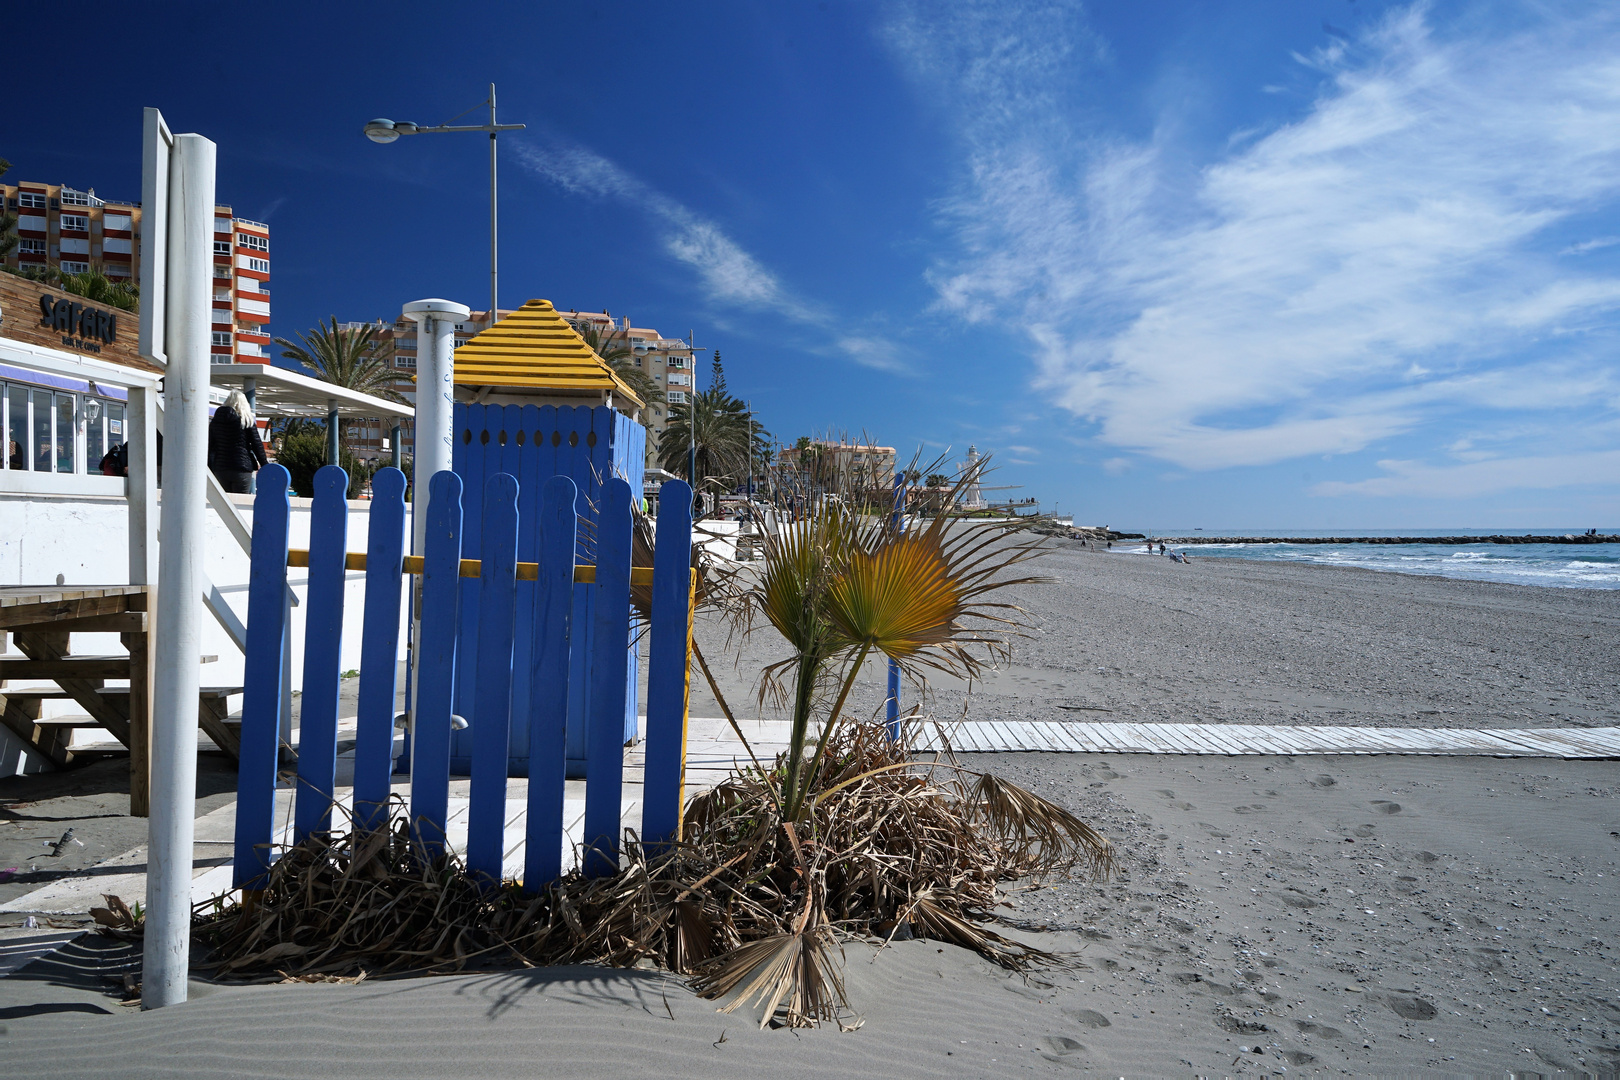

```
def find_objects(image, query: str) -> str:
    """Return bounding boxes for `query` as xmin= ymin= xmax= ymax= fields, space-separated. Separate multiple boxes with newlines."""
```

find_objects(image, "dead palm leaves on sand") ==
xmin=197 ymin=725 xmax=1110 ymax=1027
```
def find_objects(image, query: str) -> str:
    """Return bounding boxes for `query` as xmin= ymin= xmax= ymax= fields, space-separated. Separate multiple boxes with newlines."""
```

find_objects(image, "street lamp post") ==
xmin=364 ymin=84 xmax=524 ymax=321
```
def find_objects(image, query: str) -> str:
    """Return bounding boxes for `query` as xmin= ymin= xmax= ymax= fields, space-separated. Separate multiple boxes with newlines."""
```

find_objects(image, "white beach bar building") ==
xmin=0 ymin=270 xmax=414 ymax=776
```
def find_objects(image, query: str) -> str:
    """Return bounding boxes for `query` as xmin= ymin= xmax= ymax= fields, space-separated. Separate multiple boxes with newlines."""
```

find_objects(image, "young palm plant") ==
xmin=739 ymin=455 xmax=1048 ymax=819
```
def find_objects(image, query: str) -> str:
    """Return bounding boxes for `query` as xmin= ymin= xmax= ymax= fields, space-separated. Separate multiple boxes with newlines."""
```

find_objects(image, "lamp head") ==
xmin=363 ymin=118 xmax=400 ymax=144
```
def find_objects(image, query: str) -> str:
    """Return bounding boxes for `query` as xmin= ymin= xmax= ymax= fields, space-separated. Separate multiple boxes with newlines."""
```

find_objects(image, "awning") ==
xmin=210 ymin=363 xmax=414 ymax=421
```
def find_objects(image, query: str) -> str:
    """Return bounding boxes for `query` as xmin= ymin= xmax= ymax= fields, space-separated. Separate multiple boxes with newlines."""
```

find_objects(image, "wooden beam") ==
xmin=0 ymin=657 xmax=134 ymax=680
xmin=288 ymin=548 xmax=666 ymax=585
xmin=0 ymin=593 xmax=135 ymax=631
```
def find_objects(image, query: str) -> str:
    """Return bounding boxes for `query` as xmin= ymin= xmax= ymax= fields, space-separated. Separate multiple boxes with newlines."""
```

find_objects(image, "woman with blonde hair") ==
xmin=207 ymin=389 xmax=268 ymax=493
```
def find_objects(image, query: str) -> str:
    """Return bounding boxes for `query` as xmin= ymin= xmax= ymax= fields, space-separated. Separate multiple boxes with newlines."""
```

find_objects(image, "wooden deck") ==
xmin=669 ymin=716 xmax=1620 ymax=763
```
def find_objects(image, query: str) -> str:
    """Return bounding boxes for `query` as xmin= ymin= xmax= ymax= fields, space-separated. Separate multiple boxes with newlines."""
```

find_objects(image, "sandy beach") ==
xmin=2 ymin=541 xmax=1617 ymax=1077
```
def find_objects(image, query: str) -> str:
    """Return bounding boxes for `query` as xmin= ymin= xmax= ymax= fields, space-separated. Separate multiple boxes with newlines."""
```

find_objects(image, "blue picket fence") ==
xmin=232 ymin=462 xmax=695 ymax=892
xmin=450 ymin=403 xmax=646 ymax=777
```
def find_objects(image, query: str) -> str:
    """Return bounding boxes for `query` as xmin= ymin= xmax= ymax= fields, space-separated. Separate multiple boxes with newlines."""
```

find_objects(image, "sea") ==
xmin=1122 ymin=529 xmax=1620 ymax=590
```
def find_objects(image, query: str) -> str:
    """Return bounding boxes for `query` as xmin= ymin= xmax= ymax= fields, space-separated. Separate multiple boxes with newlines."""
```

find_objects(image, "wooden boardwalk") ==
xmin=918 ymin=720 xmax=1620 ymax=758
xmin=673 ymin=717 xmax=1620 ymax=762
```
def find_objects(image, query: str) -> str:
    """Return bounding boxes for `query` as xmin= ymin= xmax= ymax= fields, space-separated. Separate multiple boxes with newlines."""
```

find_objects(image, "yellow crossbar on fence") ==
xmin=286 ymin=549 xmax=664 ymax=585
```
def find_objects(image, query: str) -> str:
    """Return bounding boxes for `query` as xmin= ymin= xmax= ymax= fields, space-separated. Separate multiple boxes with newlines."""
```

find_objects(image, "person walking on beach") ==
xmin=207 ymin=389 xmax=267 ymax=494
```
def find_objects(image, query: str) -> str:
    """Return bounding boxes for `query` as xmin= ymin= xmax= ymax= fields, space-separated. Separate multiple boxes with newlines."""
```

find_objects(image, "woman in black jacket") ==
xmin=208 ymin=389 xmax=268 ymax=493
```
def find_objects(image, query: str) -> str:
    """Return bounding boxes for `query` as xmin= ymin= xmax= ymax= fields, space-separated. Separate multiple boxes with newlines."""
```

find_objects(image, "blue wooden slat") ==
xmin=583 ymin=477 xmax=634 ymax=877
xmin=564 ymin=407 xmax=595 ymax=772
xmin=467 ymin=472 xmax=520 ymax=887
xmin=453 ymin=404 xmax=487 ymax=742
xmin=293 ymin=465 xmax=349 ymax=842
xmin=610 ymin=412 xmax=639 ymax=747
xmin=641 ymin=479 xmax=694 ymax=851
xmin=352 ymin=467 xmax=408 ymax=833
xmin=523 ymin=474 xmax=578 ymax=891
xmin=509 ymin=404 xmax=539 ymax=773
xmin=409 ymin=471 xmax=463 ymax=859
xmin=233 ymin=464 xmax=291 ymax=889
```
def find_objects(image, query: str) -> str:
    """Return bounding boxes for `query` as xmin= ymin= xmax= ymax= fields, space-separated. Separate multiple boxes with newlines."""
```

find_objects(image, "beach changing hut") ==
xmin=445 ymin=300 xmax=646 ymax=777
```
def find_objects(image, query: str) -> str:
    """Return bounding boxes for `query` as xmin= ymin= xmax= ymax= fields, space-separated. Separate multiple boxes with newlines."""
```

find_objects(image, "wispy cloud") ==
xmin=511 ymin=142 xmax=791 ymax=312
xmin=883 ymin=2 xmax=1620 ymax=483
xmin=1312 ymin=449 xmax=1620 ymax=498
xmin=512 ymin=140 xmax=907 ymax=373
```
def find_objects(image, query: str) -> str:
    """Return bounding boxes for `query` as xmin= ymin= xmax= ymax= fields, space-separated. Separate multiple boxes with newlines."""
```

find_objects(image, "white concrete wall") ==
xmin=0 ymin=490 xmax=412 ymax=774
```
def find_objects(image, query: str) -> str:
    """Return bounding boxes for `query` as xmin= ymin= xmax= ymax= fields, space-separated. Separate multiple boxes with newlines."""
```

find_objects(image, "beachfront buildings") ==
xmin=332 ymin=304 xmax=691 ymax=466
xmin=556 ymin=309 xmax=694 ymax=450
xmin=777 ymin=438 xmax=898 ymax=499
xmin=1 ymin=178 xmax=272 ymax=364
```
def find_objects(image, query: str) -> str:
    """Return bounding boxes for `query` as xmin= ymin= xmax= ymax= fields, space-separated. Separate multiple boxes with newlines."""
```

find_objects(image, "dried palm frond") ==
xmin=969 ymin=772 xmax=1115 ymax=876
xmin=197 ymin=723 xmax=1111 ymax=1030
xmin=692 ymin=920 xmax=851 ymax=1029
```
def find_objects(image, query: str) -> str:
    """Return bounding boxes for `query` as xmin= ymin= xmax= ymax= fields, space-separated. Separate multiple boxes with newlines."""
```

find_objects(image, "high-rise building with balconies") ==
xmin=556 ymin=309 xmax=694 ymax=452
xmin=1 ymin=178 xmax=271 ymax=364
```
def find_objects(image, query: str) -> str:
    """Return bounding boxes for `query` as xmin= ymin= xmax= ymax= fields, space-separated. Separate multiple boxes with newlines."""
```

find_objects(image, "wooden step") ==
xmin=35 ymin=717 xmax=103 ymax=729
xmin=0 ymin=656 xmax=132 ymax=679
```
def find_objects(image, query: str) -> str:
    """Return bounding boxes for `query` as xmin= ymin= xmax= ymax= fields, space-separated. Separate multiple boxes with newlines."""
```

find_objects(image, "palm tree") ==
xmin=275 ymin=318 xmax=404 ymax=404
xmin=575 ymin=322 xmax=665 ymax=412
xmin=657 ymin=386 xmax=754 ymax=499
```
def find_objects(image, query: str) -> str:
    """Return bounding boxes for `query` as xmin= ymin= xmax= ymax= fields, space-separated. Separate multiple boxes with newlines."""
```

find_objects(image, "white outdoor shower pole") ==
xmin=143 ymin=131 xmax=215 ymax=1009
xmin=401 ymin=299 xmax=470 ymax=738
xmin=402 ymin=299 xmax=469 ymax=556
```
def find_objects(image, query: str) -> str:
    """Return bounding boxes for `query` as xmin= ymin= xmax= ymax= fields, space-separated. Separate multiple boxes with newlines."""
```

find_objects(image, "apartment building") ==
xmin=556 ymin=309 xmax=694 ymax=450
xmin=777 ymin=438 xmax=898 ymax=497
xmin=1 ymin=179 xmax=271 ymax=363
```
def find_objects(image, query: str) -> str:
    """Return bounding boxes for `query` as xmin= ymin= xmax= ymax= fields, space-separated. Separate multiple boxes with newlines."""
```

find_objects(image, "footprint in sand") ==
xmin=1280 ymin=893 xmax=1319 ymax=909
xmin=1384 ymin=994 xmax=1438 ymax=1020
xmin=1280 ymin=1050 xmax=1318 ymax=1065
xmin=1354 ymin=824 xmax=1378 ymax=837
xmin=1371 ymin=800 xmax=1402 ymax=814
xmin=1062 ymin=1008 xmax=1111 ymax=1028
xmin=1233 ymin=804 xmax=1267 ymax=814
xmin=1310 ymin=775 xmax=1337 ymax=788
xmin=1413 ymin=850 xmax=1439 ymax=864
xmin=1295 ymin=1020 xmax=1344 ymax=1040
xmin=1039 ymin=1036 xmax=1087 ymax=1065
xmin=1198 ymin=823 xmax=1231 ymax=838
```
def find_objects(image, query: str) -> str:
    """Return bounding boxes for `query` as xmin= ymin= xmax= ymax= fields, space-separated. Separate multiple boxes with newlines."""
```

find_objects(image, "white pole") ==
xmin=400 ymin=299 xmax=469 ymax=738
xmin=143 ymin=131 xmax=215 ymax=1010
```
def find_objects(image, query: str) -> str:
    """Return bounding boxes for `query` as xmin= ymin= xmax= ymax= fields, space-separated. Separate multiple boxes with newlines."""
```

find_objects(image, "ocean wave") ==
xmin=1177 ymin=540 xmax=1620 ymax=589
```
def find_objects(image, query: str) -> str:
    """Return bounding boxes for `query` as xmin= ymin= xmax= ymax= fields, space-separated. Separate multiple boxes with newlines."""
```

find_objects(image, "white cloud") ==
xmin=511 ymin=142 xmax=790 ymax=311
xmin=513 ymin=141 xmax=909 ymax=374
xmin=1312 ymin=449 xmax=1620 ymax=498
xmin=885 ymin=2 xmax=1620 ymax=473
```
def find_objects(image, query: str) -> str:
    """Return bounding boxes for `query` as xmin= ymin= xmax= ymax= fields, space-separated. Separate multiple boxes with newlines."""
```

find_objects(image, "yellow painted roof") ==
xmin=452 ymin=299 xmax=644 ymax=407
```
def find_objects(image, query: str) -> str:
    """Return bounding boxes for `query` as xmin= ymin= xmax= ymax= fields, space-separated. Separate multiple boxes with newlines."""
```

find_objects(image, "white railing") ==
xmin=233 ymin=218 xmax=269 ymax=230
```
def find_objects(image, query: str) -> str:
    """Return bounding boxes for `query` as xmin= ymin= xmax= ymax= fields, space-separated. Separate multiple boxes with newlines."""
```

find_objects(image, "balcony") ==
xmin=234 ymin=218 xmax=270 ymax=230
xmin=237 ymin=297 xmax=271 ymax=319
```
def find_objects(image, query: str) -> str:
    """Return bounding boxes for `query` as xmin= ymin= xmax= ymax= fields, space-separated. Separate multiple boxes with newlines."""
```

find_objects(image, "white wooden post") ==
xmin=142 ymin=123 xmax=216 ymax=1011
xmin=126 ymin=385 xmax=158 ymax=587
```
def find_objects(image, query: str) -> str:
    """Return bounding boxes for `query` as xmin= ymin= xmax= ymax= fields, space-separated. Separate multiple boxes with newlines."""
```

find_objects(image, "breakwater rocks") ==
xmin=1159 ymin=534 xmax=1619 ymax=546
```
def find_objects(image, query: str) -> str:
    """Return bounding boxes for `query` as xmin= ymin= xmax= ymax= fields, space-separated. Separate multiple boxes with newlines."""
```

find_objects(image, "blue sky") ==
xmin=8 ymin=1 xmax=1620 ymax=529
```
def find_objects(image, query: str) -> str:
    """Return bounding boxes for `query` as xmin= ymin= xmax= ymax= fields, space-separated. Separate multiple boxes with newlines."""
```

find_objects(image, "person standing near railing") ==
xmin=207 ymin=389 xmax=267 ymax=494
